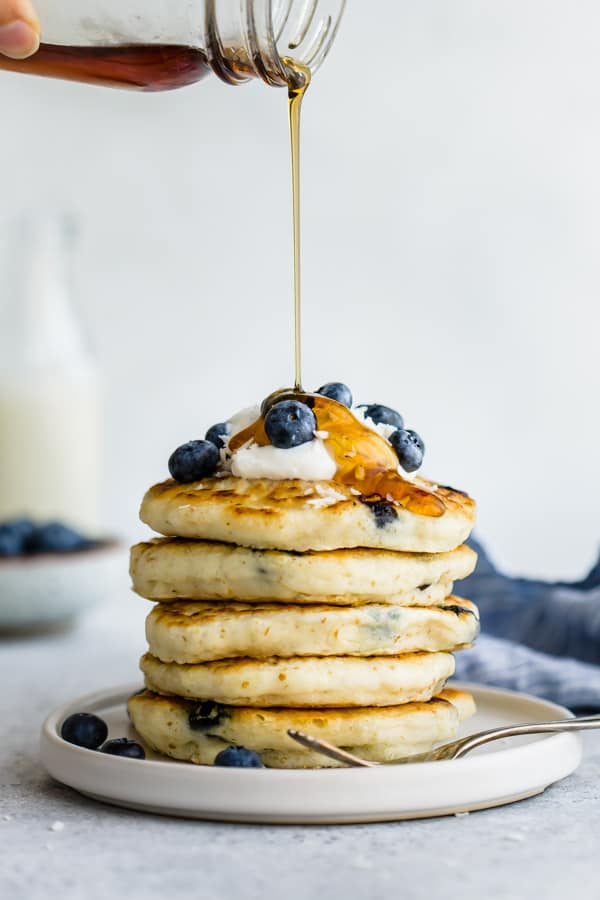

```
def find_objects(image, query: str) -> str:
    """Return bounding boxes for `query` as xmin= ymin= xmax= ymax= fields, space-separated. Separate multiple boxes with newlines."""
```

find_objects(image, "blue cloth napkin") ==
xmin=453 ymin=538 xmax=600 ymax=711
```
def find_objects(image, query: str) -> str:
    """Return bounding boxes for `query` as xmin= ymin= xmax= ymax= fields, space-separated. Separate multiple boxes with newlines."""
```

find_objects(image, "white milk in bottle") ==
xmin=0 ymin=218 xmax=101 ymax=531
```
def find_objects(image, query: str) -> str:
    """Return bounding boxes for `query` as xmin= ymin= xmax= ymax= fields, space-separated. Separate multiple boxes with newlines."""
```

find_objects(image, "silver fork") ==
xmin=288 ymin=714 xmax=600 ymax=766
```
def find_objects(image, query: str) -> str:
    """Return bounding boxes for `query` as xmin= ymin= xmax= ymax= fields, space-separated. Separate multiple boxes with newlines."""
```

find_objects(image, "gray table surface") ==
xmin=2 ymin=587 xmax=599 ymax=900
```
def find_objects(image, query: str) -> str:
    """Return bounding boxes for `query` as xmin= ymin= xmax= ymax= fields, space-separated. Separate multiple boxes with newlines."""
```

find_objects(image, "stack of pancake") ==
xmin=128 ymin=472 xmax=479 ymax=767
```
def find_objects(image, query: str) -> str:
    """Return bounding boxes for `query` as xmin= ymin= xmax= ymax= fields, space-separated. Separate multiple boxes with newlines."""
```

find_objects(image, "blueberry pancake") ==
xmin=140 ymin=650 xmax=455 ymax=708
xmin=145 ymin=597 xmax=479 ymax=664
xmin=130 ymin=384 xmax=479 ymax=768
xmin=130 ymin=538 xmax=476 ymax=605
xmin=140 ymin=476 xmax=475 ymax=554
xmin=128 ymin=687 xmax=476 ymax=768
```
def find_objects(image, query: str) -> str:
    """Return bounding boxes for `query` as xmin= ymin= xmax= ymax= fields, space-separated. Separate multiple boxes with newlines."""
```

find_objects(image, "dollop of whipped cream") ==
xmin=223 ymin=404 xmax=336 ymax=481
xmin=231 ymin=439 xmax=336 ymax=480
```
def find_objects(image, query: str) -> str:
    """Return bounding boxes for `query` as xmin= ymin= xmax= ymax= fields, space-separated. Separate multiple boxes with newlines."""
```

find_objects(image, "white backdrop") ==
xmin=1 ymin=1 xmax=599 ymax=578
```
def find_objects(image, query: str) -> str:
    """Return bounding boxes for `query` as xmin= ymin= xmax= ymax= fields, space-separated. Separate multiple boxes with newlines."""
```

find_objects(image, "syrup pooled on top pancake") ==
xmin=139 ymin=385 xmax=475 ymax=552
xmin=229 ymin=390 xmax=446 ymax=517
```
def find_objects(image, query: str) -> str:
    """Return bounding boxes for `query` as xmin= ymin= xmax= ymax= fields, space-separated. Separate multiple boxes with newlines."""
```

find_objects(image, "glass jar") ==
xmin=0 ymin=217 xmax=101 ymax=530
xmin=0 ymin=0 xmax=345 ymax=90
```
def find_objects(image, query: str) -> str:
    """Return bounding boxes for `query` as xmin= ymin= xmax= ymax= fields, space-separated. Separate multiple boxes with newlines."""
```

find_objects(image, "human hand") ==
xmin=0 ymin=0 xmax=39 ymax=58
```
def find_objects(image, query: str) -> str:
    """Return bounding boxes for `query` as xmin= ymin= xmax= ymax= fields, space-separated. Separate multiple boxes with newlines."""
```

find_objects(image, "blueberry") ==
xmin=0 ymin=519 xmax=35 ymax=556
xmin=27 ymin=522 xmax=89 ymax=554
xmin=214 ymin=746 xmax=264 ymax=768
xmin=189 ymin=700 xmax=223 ymax=732
xmin=0 ymin=527 xmax=25 ymax=557
xmin=168 ymin=440 xmax=219 ymax=483
xmin=264 ymin=400 xmax=316 ymax=449
xmin=390 ymin=429 xmax=425 ymax=473
xmin=6 ymin=518 xmax=35 ymax=540
xmin=205 ymin=422 xmax=231 ymax=450
xmin=361 ymin=497 xmax=398 ymax=528
xmin=101 ymin=738 xmax=146 ymax=759
xmin=358 ymin=404 xmax=404 ymax=431
xmin=317 ymin=382 xmax=353 ymax=408
xmin=61 ymin=712 xmax=108 ymax=750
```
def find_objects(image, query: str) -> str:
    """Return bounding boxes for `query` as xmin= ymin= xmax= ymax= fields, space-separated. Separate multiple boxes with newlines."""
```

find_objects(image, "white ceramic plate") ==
xmin=40 ymin=682 xmax=582 ymax=823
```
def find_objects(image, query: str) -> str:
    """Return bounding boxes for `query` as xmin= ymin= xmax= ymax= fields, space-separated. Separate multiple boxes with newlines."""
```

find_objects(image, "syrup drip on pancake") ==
xmin=229 ymin=392 xmax=445 ymax=518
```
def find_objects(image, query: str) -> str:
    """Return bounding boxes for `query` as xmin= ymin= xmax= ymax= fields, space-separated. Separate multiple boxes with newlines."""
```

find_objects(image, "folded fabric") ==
xmin=454 ymin=538 xmax=600 ymax=710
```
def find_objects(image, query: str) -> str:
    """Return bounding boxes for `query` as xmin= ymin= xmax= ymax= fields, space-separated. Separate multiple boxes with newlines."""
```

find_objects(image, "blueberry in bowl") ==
xmin=25 ymin=522 xmax=96 ymax=554
xmin=0 ymin=519 xmax=35 ymax=556
xmin=0 ymin=518 xmax=123 ymax=631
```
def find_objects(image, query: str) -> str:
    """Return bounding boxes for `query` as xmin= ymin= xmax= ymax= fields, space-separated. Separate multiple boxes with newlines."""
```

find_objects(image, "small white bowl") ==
xmin=0 ymin=541 xmax=124 ymax=631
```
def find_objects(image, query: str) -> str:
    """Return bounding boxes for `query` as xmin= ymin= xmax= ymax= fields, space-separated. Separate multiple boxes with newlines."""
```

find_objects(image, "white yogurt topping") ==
xmin=222 ymin=400 xmax=425 ymax=485
xmin=230 ymin=437 xmax=336 ymax=481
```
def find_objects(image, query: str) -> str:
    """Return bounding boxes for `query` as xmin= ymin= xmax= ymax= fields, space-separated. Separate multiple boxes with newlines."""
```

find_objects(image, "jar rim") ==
xmin=267 ymin=0 xmax=346 ymax=87
xmin=206 ymin=0 xmax=346 ymax=87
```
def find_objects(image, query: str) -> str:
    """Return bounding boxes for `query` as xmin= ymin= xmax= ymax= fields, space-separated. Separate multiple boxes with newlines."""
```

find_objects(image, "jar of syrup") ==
xmin=0 ymin=0 xmax=345 ymax=90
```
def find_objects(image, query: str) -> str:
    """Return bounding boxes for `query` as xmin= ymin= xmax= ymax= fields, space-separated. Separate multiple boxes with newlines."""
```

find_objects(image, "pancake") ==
xmin=127 ymin=687 xmax=476 ymax=767
xmin=130 ymin=538 xmax=477 ymax=605
xmin=140 ymin=650 xmax=455 ymax=708
xmin=139 ymin=476 xmax=475 ymax=553
xmin=145 ymin=597 xmax=479 ymax=663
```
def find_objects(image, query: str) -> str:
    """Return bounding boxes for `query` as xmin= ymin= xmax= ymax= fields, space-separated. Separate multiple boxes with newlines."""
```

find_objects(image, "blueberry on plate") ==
xmin=214 ymin=746 xmax=264 ymax=768
xmin=27 ymin=522 xmax=89 ymax=554
xmin=264 ymin=400 xmax=316 ymax=449
xmin=390 ymin=429 xmax=425 ymax=473
xmin=61 ymin=712 xmax=108 ymax=750
xmin=205 ymin=422 xmax=231 ymax=450
xmin=168 ymin=439 xmax=219 ymax=483
xmin=357 ymin=404 xmax=404 ymax=431
xmin=317 ymin=382 xmax=353 ymax=408
xmin=101 ymin=738 xmax=146 ymax=759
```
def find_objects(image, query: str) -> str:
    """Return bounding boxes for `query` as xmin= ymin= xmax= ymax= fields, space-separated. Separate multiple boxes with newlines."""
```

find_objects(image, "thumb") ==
xmin=0 ymin=0 xmax=40 ymax=59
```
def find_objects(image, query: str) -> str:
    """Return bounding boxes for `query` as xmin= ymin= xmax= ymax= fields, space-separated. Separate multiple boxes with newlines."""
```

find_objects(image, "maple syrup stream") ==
xmin=283 ymin=58 xmax=311 ymax=392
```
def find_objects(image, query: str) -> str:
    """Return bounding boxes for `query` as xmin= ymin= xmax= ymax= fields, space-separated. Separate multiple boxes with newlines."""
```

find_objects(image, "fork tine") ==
xmin=288 ymin=714 xmax=600 ymax=768
xmin=287 ymin=729 xmax=463 ymax=766
xmin=287 ymin=729 xmax=378 ymax=767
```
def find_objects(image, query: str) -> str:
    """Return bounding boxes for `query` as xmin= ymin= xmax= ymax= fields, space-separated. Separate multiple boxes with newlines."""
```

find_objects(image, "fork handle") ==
xmin=453 ymin=714 xmax=600 ymax=759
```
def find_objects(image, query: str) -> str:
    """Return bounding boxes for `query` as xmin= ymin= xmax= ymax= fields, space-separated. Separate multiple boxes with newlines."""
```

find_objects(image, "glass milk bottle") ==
xmin=0 ymin=0 xmax=345 ymax=90
xmin=0 ymin=218 xmax=101 ymax=531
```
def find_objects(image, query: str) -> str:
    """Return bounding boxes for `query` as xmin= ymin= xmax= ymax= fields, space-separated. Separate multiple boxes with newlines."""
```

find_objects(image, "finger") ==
xmin=0 ymin=0 xmax=40 ymax=59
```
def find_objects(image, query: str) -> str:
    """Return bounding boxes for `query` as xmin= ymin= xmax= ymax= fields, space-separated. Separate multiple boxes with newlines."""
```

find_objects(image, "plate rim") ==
xmin=41 ymin=680 xmax=580 ymax=776
xmin=40 ymin=680 xmax=582 ymax=784
xmin=40 ymin=681 xmax=583 ymax=823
